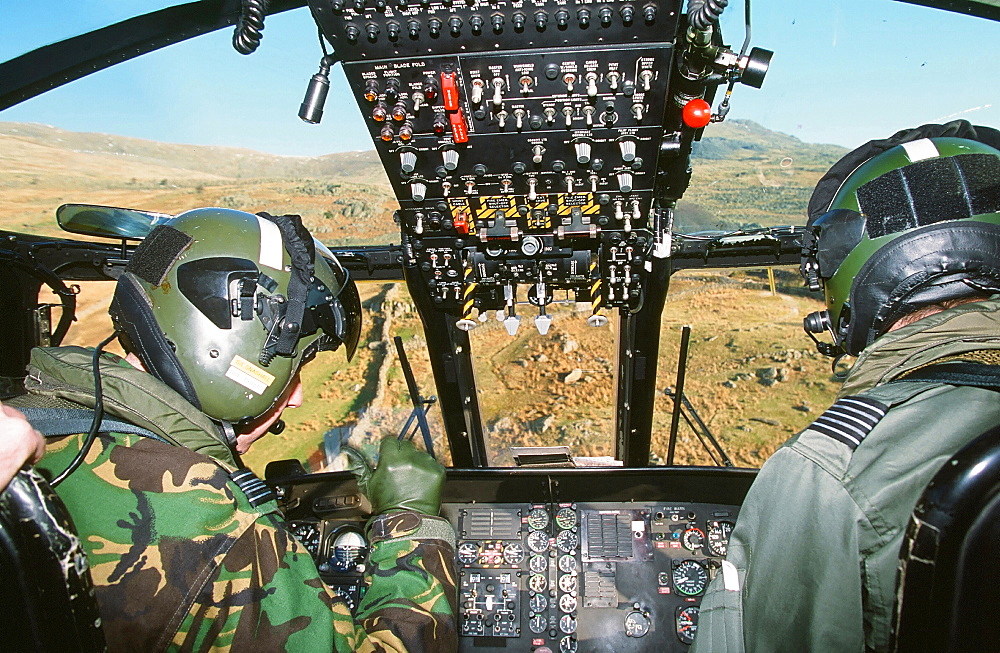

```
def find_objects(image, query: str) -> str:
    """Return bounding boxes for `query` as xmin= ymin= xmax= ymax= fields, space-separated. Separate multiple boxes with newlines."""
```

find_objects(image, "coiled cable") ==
xmin=688 ymin=0 xmax=729 ymax=30
xmin=233 ymin=0 xmax=270 ymax=55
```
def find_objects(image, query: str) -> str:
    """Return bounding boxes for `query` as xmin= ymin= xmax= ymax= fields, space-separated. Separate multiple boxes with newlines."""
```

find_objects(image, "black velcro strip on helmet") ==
xmin=860 ymin=154 xmax=1000 ymax=240
xmin=126 ymin=225 xmax=193 ymax=286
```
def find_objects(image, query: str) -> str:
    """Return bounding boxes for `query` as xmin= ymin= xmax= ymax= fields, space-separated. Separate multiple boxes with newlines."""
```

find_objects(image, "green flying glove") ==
xmin=345 ymin=437 xmax=445 ymax=516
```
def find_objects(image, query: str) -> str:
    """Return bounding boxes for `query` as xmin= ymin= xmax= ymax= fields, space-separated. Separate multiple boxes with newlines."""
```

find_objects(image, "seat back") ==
xmin=894 ymin=424 xmax=1000 ymax=652
xmin=0 ymin=468 xmax=106 ymax=652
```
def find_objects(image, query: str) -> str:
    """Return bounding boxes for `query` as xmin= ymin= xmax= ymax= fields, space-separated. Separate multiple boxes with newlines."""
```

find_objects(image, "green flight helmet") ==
xmin=800 ymin=136 xmax=1000 ymax=356
xmin=110 ymin=208 xmax=361 ymax=426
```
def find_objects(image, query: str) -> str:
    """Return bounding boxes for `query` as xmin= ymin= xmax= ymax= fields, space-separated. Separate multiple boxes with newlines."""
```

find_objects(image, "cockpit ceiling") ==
xmin=899 ymin=0 xmax=1000 ymax=20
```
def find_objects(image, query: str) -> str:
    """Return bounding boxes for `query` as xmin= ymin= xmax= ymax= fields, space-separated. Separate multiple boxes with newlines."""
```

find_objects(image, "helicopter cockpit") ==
xmin=2 ymin=1 xmax=998 ymax=651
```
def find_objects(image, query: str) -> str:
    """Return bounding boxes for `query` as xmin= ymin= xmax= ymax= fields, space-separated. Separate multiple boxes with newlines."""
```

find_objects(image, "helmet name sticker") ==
xmin=225 ymin=355 xmax=276 ymax=395
xmin=255 ymin=215 xmax=285 ymax=271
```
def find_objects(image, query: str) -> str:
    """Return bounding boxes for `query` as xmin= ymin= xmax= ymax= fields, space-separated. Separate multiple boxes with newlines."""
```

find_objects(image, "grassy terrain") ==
xmin=3 ymin=120 xmax=846 ymax=474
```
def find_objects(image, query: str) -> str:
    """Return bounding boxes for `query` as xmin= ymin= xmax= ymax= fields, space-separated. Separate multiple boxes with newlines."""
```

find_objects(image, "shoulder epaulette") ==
xmin=229 ymin=468 xmax=276 ymax=508
xmin=809 ymin=396 xmax=889 ymax=451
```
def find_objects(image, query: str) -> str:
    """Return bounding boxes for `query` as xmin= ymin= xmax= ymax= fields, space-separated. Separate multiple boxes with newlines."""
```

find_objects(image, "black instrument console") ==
xmin=307 ymin=0 xmax=768 ymax=333
xmin=277 ymin=467 xmax=754 ymax=651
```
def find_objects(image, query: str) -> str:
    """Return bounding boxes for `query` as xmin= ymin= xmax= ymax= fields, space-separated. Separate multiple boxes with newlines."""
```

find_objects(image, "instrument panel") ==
xmin=275 ymin=467 xmax=754 ymax=652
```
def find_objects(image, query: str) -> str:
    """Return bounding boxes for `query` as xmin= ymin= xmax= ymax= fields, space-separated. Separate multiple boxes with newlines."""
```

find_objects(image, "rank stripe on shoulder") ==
xmin=809 ymin=396 xmax=889 ymax=450
xmin=230 ymin=468 xmax=276 ymax=508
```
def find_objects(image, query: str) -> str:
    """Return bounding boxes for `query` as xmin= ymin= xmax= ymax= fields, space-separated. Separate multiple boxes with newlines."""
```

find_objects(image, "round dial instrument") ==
xmin=527 ymin=507 xmax=550 ymax=530
xmin=558 ymin=574 xmax=577 ymax=594
xmin=558 ymin=554 xmax=577 ymax=574
xmin=529 ymin=592 xmax=548 ymax=613
xmin=682 ymin=527 xmax=706 ymax=552
xmin=708 ymin=520 xmax=735 ymax=557
xmin=556 ymin=530 xmax=578 ymax=553
xmin=529 ymin=554 xmax=548 ymax=573
xmin=672 ymin=559 xmax=709 ymax=596
xmin=527 ymin=530 xmax=550 ymax=553
xmin=329 ymin=528 xmax=367 ymax=572
xmin=528 ymin=573 xmax=547 ymax=593
xmin=529 ymin=613 xmax=547 ymax=634
xmin=559 ymin=593 xmax=577 ymax=614
xmin=457 ymin=541 xmax=479 ymax=565
xmin=559 ymin=614 xmax=578 ymax=634
xmin=503 ymin=542 xmax=525 ymax=565
xmin=289 ymin=521 xmax=321 ymax=557
xmin=554 ymin=507 xmax=578 ymax=530
xmin=559 ymin=636 xmax=577 ymax=653
xmin=676 ymin=605 xmax=700 ymax=644
xmin=624 ymin=610 xmax=651 ymax=638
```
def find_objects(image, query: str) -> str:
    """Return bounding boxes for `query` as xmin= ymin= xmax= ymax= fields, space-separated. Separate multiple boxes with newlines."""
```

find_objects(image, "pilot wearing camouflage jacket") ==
xmin=12 ymin=209 xmax=458 ymax=651
xmin=692 ymin=123 xmax=1000 ymax=652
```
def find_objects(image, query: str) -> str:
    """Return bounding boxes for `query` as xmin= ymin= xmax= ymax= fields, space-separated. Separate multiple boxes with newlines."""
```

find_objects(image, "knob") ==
xmin=449 ymin=16 xmax=462 ymax=35
xmin=619 ymin=139 xmax=637 ymax=162
xmin=384 ymin=78 xmax=400 ymax=104
xmin=555 ymin=9 xmax=569 ymax=27
xmin=398 ymin=122 xmax=413 ymax=141
xmin=599 ymin=6 xmax=613 ymax=25
xmin=531 ymin=145 xmax=545 ymax=164
xmin=411 ymin=182 xmax=427 ymax=201
xmin=577 ymin=8 xmax=591 ymax=27
xmin=407 ymin=19 xmax=420 ymax=37
xmin=372 ymin=102 xmax=389 ymax=121
xmin=622 ymin=79 xmax=635 ymax=96
xmin=386 ymin=21 xmax=401 ymax=40
xmin=574 ymin=141 xmax=592 ymax=164
xmin=491 ymin=12 xmax=504 ymax=32
xmin=428 ymin=17 xmax=442 ymax=36
xmin=363 ymin=79 xmax=379 ymax=102
xmin=432 ymin=112 xmax=447 ymax=133
xmin=365 ymin=22 xmax=380 ymax=40
xmin=643 ymin=4 xmax=656 ymax=22
xmin=345 ymin=24 xmax=361 ymax=41
xmin=442 ymin=149 xmax=459 ymax=171
xmin=585 ymin=72 xmax=598 ymax=98
xmin=391 ymin=103 xmax=407 ymax=121
xmin=331 ymin=0 xmax=345 ymax=12
xmin=512 ymin=11 xmax=527 ymax=30
xmin=617 ymin=172 xmax=633 ymax=193
xmin=400 ymin=151 xmax=417 ymax=173
xmin=552 ymin=159 xmax=566 ymax=173
xmin=470 ymin=15 xmax=484 ymax=34
xmin=620 ymin=4 xmax=635 ymax=23
xmin=352 ymin=0 xmax=365 ymax=11
xmin=379 ymin=124 xmax=394 ymax=141
xmin=512 ymin=161 xmax=527 ymax=174
xmin=534 ymin=10 xmax=548 ymax=30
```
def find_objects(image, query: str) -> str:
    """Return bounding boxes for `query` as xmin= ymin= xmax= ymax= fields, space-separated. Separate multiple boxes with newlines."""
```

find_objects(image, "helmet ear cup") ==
xmin=110 ymin=273 xmax=201 ymax=409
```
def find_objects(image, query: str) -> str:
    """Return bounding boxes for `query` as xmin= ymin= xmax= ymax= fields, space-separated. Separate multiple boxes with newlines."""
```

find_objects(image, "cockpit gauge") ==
xmin=528 ymin=573 xmax=548 ymax=593
xmin=529 ymin=613 xmax=547 ymax=634
xmin=682 ymin=527 xmax=706 ymax=552
xmin=457 ymin=541 xmax=479 ymax=565
xmin=708 ymin=520 xmax=735 ymax=557
xmin=527 ymin=530 xmax=550 ymax=553
xmin=503 ymin=542 xmax=525 ymax=565
xmin=555 ymin=530 xmax=578 ymax=553
xmin=676 ymin=605 xmax=700 ymax=645
xmin=672 ymin=559 xmax=709 ymax=596
xmin=558 ymin=574 xmax=577 ymax=594
xmin=559 ymin=635 xmax=577 ymax=653
xmin=527 ymin=507 xmax=550 ymax=530
xmin=559 ymin=593 xmax=578 ymax=614
xmin=558 ymin=554 xmax=577 ymax=574
xmin=529 ymin=554 xmax=548 ymax=573
xmin=559 ymin=614 xmax=578 ymax=634
xmin=555 ymin=507 xmax=578 ymax=530
xmin=329 ymin=527 xmax=368 ymax=572
xmin=529 ymin=592 xmax=548 ymax=613
xmin=289 ymin=521 xmax=321 ymax=557
xmin=624 ymin=610 xmax=651 ymax=638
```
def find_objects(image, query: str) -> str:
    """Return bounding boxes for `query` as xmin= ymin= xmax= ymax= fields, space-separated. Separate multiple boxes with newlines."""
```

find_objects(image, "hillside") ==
xmin=1 ymin=121 xmax=845 ymax=473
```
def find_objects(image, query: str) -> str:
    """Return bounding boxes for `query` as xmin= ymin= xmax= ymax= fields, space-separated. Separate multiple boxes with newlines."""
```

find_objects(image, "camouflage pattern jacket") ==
xmin=18 ymin=346 xmax=459 ymax=652
xmin=692 ymin=297 xmax=1000 ymax=653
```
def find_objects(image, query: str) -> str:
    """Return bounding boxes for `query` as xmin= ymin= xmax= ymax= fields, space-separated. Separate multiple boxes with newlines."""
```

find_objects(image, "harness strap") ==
xmin=19 ymin=407 xmax=170 ymax=443
xmin=895 ymin=361 xmax=1000 ymax=391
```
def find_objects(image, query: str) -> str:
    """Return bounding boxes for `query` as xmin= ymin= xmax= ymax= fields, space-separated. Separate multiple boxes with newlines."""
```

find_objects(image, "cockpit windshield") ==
xmin=1 ymin=0 xmax=997 ymax=472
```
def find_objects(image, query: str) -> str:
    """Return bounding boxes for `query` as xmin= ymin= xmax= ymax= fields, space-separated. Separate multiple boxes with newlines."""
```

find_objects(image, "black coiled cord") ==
xmin=233 ymin=0 xmax=270 ymax=55
xmin=688 ymin=0 xmax=729 ymax=30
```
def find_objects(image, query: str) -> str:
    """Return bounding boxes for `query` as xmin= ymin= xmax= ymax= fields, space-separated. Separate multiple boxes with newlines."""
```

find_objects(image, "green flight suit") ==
xmin=16 ymin=346 xmax=459 ymax=652
xmin=692 ymin=297 xmax=1000 ymax=653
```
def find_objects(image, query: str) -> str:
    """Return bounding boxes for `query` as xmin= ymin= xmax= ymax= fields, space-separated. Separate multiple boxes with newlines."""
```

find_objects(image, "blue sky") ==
xmin=1 ymin=1 xmax=997 ymax=156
